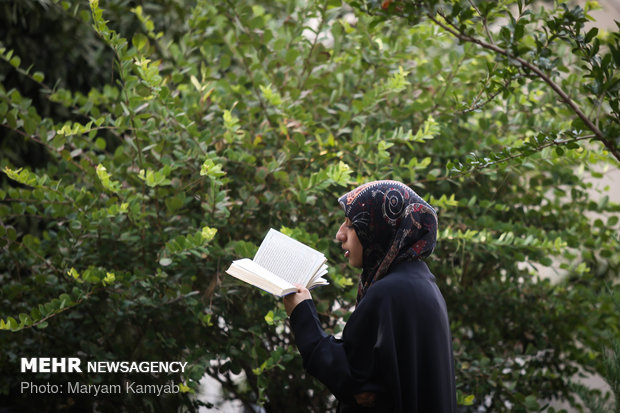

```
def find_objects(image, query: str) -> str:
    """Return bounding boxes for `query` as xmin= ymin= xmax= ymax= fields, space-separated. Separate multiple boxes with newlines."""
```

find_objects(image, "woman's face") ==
xmin=336 ymin=217 xmax=363 ymax=268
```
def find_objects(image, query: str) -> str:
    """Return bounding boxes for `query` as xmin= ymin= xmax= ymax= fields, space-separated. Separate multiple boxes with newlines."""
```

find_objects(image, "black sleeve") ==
xmin=289 ymin=299 xmax=379 ymax=404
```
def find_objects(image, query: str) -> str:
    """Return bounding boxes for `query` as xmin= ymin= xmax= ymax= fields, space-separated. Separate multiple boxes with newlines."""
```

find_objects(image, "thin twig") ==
xmin=15 ymin=290 xmax=95 ymax=331
xmin=224 ymin=2 xmax=274 ymax=127
xmin=430 ymin=53 xmax=467 ymax=114
xmin=299 ymin=0 xmax=328 ymax=91
xmin=462 ymin=72 xmax=512 ymax=114
xmin=467 ymin=0 xmax=494 ymax=44
xmin=0 ymin=124 xmax=91 ymax=172
xmin=418 ymin=134 xmax=596 ymax=183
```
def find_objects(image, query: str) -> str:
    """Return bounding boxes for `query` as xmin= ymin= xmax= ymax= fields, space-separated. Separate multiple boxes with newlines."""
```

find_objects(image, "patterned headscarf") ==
xmin=338 ymin=180 xmax=438 ymax=302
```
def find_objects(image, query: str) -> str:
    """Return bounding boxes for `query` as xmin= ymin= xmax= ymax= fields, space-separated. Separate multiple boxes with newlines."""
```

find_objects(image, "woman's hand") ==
xmin=354 ymin=392 xmax=377 ymax=407
xmin=283 ymin=285 xmax=312 ymax=316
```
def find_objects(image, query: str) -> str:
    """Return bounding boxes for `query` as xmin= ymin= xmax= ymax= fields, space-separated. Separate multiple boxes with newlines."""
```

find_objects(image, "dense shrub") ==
xmin=0 ymin=0 xmax=618 ymax=411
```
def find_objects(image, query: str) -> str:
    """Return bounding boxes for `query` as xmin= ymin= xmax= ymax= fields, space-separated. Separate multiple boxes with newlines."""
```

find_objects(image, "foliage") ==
xmin=569 ymin=336 xmax=620 ymax=413
xmin=0 ymin=0 xmax=618 ymax=412
xmin=357 ymin=0 xmax=620 ymax=162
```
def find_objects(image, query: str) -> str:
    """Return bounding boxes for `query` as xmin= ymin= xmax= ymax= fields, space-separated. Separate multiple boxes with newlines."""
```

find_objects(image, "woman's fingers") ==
xmin=283 ymin=285 xmax=312 ymax=316
xmin=354 ymin=392 xmax=377 ymax=407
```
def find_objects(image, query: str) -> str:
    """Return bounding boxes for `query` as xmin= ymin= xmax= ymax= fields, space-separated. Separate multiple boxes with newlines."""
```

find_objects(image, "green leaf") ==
xmin=138 ymin=168 xmax=171 ymax=187
xmin=95 ymin=137 xmax=106 ymax=150
xmin=132 ymin=33 xmax=148 ymax=50
xmin=200 ymin=158 xmax=226 ymax=178
xmin=7 ymin=317 xmax=18 ymax=331
xmin=524 ymin=395 xmax=540 ymax=410
xmin=18 ymin=313 xmax=31 ymax=325
xmin=584 ymin=27 xmax=598 ymax=43
xmin=201 ymin=226 xmax=217 ymax=242
xmin=23 ymin=116 xmax=36 ymax=135
xmin=102 ymin=272 xmax=115 ymax=285
xmin=32 ymin=71 xmax=45 ymax=83
xmin=96 ymin=164 xmax=120 ymax=192
xmin=6 ymin=226 xmax=17 ymax=241
xmin=264 ymin=310 xmax=275 ymax=325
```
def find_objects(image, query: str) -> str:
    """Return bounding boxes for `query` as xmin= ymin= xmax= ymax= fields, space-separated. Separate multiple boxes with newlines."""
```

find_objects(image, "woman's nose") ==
xmin=336 ymin=223 xmax=347 ymax=242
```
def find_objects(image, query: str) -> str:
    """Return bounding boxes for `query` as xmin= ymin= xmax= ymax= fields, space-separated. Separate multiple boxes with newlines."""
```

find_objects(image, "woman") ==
xmin=284 ymin=180 xmax=457 ymax=412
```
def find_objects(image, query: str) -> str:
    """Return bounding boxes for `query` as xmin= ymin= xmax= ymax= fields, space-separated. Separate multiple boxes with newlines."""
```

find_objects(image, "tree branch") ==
xmin=426 ymin=13 xmax=620 ymax=162
xmin=224 ymin=3 xmax=274 ymax=128
xmin=462 ymin=72 xmax=512 ymax=114
xmin=467 ymin=0 xmax=494 ymax=44
xmin=298 ymin=0 xmax=328 ymax=91
xmin=418 ymin=134 xmax=596 ymax=183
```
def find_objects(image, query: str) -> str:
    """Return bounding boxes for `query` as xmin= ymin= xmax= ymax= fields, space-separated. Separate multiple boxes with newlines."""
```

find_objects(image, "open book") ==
xmin=225 ymin=229 xmax=328 ymax=296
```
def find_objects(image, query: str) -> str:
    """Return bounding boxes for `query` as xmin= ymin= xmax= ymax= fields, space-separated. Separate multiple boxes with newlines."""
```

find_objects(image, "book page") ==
xmin=309 ymin=277 xmax=328 ymax=288
xmin=227 ymin=259 xmax=296 ymax=296
xmin=254 ymin=229 xmax=326 ymax=287
xmin=308 ymin=264 xmax=328 ymax=284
